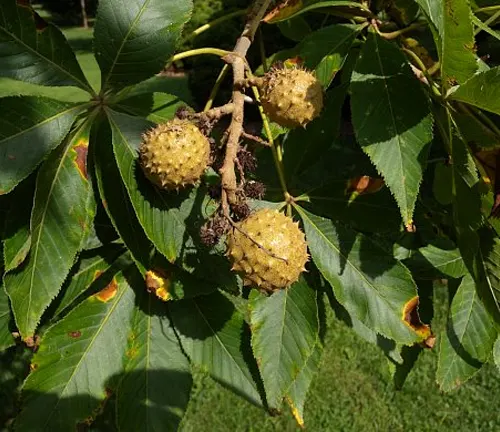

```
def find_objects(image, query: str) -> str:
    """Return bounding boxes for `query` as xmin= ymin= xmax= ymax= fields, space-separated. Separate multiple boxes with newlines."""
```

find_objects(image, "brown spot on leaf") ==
xmin=30 ymin=363 xmax=38 ymax=371
xmin=145 ymin=268 xmax=172 ymax=301
xmin=73 ymin=140 xmax=89 ymax=180
xmin=421 ymin=334 xmax=436 ymax=349
xmin=126 ymin=347 xmax=138 ymax=359
xmin=346 ymin=175 xmax=385 ymax=195
xmin=69 ymin=331 xmax=81 ymax=338
xmin=402 ymin=296 xmax=431 ymax=339
xmin=263 ymin=0 xmax=303 ymax=23
xmin=8 ymin=154 xmax=16 ymax=160
xmin=405 ymin=222 xmax=416 ymax=233
xmin=96 ymin=278 xmax=118 ymax=302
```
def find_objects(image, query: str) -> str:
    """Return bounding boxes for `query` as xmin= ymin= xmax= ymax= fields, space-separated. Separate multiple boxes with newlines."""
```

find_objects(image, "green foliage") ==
xmin=2 ymin=0 xmax=500 ymax=429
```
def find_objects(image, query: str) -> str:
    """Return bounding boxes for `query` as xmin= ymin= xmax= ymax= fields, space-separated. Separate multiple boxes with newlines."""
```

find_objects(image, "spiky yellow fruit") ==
xmin=260 ymin=67 xmax=323 ymax=128
xmin=139 ymin=119 xmax=210 ymax=190
xmin=227 ymin=209 xmax=308 ymax=291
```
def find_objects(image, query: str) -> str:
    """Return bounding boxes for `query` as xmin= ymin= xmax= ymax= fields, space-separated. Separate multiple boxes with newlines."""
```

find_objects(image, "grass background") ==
xmin=2 ymin=17 xmax=500 ymax=432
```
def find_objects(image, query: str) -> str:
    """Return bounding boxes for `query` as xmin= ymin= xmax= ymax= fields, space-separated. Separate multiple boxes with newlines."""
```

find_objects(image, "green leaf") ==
xmin=436 ymin=273 xmax=497 ymax=391
xmin=0 ymin=284 xmax=14 ymax=351
xmin=4 ymin=121 xmax=96 ymax=339
xmin=494 ymin=336 xmax=500 ymax=372
xmin=15 ymin=267 xmax=136 ymax=432
xmin=94 ymin=0 xmax=193 ymax=91
xmin=170 ymin=290 xmax=262 ymax=406
xmin=116 ymin=294 xmax=192 ymax=431
xmin=113 ymin=92 xmax=187 ymax=124
xmin=248 ymin=278 xmax=319 ymax=409
xmin=296 ymin=206 xmax=425 ymax=345
xmin=404 ymin=241 xmax=467 ymax=279
xmin=106 ymin=110 xmax=199 ymax=263
xmin=2 ymin=178 xmax=33 ymax=272
xmin=415 ymin=0 xmax=477 ymax=88
xmin=54 ymin=245 xmax=126 ymax=316
xmin=285 ymin=340 xmax=322 ymax=427
xmin=0 ymin=1 xmax=92 ymax=91
xmin=450 ymin=67 xmax=500 ymax=116
xmin=0 ymin=97 xmax=85 ymax=194
xmin=350 ymin=34 xmax=433 ymax=227
xmin=93 ymin=119 xmax=152 ymax=274
xmin=277 ymin=16 xmax=312 ymax=42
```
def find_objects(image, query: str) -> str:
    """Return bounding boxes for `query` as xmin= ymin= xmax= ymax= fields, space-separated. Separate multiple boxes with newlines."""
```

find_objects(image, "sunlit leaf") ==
xmin=4 ymin=120 xmax=95 ymax=338
xmin=0 ymin=0 xmax=92 ymax=91
xmin=296 ymin=206 xmax=427 ymax=345
xmin=350 ymin=34 xmax=433 ymax=227
xmin=0 ymin=97 xmax=85 ymax=194
xmin=249 ymin=278 xmax=318 ymax=408
xmin=116 ymin=294 xmax=192 ymax=431
xmin=94 ymin=0 xmax=193 ymax=91
xmin=15 ymin=267 xmax=136 ymax=432
xmin=437 ymin=274 xmax=496 ymax=391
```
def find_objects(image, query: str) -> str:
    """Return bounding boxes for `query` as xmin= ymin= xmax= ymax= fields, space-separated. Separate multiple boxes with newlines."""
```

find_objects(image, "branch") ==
xmin=219 ymin=0 xmax=273 ymax=214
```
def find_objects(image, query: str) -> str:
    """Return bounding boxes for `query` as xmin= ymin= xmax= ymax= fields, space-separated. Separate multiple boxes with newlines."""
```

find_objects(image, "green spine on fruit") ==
xmin=260 ymin=67 xmax=323 ymax=128
xmin=227 ymin=209 xmax=308 ymax=291
xmin=139 ymin=119 xmax=210 ymax=190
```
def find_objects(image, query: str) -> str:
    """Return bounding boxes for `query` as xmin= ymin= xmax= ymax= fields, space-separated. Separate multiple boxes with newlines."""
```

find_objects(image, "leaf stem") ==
xmin=204 ymin=64 xmax=230 ymax=112
xmin=474 ymin=10 xmax=500 ymax=36
xmin=170 ymin=48 xmax=232 ymax=62
xmin=250 ymin=84 xmax=289 ymax=200
xmin=183 ymin=9 xmax=248 ymax=42
xmin=374 ymin=22 xmax=424 ymax=40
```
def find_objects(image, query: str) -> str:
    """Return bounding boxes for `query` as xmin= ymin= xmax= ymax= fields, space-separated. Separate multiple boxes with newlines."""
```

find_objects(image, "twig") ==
xmin=191 ymin=103 xmax=235 ymax=121
xmin=242 ymin=131 xmax=271 ymax=146
xmin=219 ymin=0 xmax=273 ymax=211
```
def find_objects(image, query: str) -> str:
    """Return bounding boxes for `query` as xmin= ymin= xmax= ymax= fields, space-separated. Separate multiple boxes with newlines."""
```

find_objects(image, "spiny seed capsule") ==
xmin=260 ymin=67 xmax=323 ymax=128
xmin=139 ymin=119 xmax=210 ymax=190
xmin=227 ymin=209 xmax=308 ymax=291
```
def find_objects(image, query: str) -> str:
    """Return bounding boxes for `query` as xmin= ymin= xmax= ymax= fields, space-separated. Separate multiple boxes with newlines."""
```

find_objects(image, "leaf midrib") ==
xmin=101 ymin=0 xmax=152 ymax=90
xmin=0 ymin=104 xmax=85 ymax=145
xmin=40 ymin=278 xmax=128 ymax=428
xmin=24 ymin=130 xmax=81 ymax=336
xmin=297 ymin=206 xmax=414 ymax=340
xmin=0 ymin=22 xmax=92 ymax=93
xmin=372 ymin=36 xmax=408 ymax=221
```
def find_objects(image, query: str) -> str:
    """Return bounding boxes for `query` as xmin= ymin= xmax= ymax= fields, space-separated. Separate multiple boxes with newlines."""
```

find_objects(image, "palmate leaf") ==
xmin=170 ymin=290 xmax=262 ymax=406
xmin=450 ymin=67 xmax=500 ymax=116
xmin=93 ymin=119 xmax=152 ymax=274
xmin=350 ymin=34 xmax=433 ymax=227
xmin=94 ymin=0 xmax=193 ymax=91
xmin=0 ymin=284 xmax=14 ymax=351
xmin=0 ymin=0 xmax=92 ymax=91
xmin=4 ymin=120 xmax=96 ymax=339
xmin=15 ymin=267 xmax=137 ymax=432
xmin=415 ymin=0 xmax=477 ymax=88
xmin=436 ymin=274 xmax=497 ymax=391
xmin=248 ymin=278 xmax=319 ymax=409
xmin=0 ymin=97 xmax=85 ymax=194
xmin=116 ymin=293 xmax=192 ymax=432
xmin=2 ymin=177 xmax=33 ymax=272
xmin=296 ymin=206 xmax=426 ymax=345
xmin=106 ymin=110 xmax=200 ymax=263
